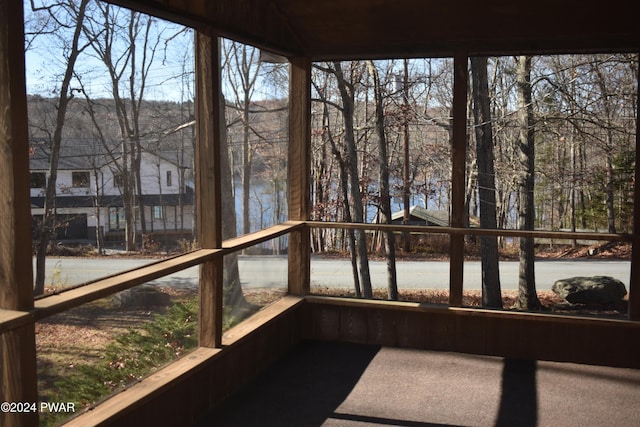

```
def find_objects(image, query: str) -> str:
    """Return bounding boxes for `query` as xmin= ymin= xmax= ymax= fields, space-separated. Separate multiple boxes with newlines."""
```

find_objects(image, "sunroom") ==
xmin=1 ymin=0 xmax=640 ymax=426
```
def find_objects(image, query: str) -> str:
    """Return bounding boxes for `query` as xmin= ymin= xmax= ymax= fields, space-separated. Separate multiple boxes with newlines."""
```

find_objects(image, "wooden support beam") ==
xmin=630 ymin=58 xmax=640 ymax=321
xmin=0 ymin=1 xmax=38 ymax=425
xmin=449 ymin=52 xmax=468 ymax=307
xmin=195 ymin=29 xmax=224 ymax=347
xmin=288 ymin=57 xmax=311 ymax=296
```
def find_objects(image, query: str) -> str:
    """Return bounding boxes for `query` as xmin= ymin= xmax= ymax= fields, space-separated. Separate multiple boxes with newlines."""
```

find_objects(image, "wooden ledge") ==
xmin=62 ymin=346 xmax=221 ymax=427
xmin=33 ymin=249 xmax=220 ymax=321
xmin=0 ymin=308 xmax=33 ymax=334
xmin=305 ymin=221 xmax=632 ymax=242
xmin=222 ymin=221 xmax=304 ymax=253
xmin=304 ymin=295 xmax=640 ymax=326
xmin=222 ymin=295 xmax=305 ymax=345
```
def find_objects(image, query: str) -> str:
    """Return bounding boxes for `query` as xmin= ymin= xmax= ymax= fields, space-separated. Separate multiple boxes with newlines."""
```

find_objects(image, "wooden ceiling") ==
xmin=114 ymin=0 xmax=639 ymax=59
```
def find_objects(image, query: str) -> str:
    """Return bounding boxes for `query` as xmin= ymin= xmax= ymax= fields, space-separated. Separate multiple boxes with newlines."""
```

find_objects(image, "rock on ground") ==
xmin=112 ymin=285 xmax=171 ymax=308
xmin=551 ymin=276 xmax=627 ymax=305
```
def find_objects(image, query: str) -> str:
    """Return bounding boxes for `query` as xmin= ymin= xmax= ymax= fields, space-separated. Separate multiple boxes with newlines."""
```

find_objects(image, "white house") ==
xmin=30 ymin=139 xmax=194 ymax=244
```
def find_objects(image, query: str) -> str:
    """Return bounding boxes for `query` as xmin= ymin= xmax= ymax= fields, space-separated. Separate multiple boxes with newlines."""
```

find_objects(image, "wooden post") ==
xmin=629 ymin=57 xmax=640 ymax=321
xmin=449 ymin=52 xmax=468 ymax=307
xmin=288 ymin=57 xmax=311 ymax=295
xmin=0 ymin=1 xmax=39 ymax=425
xmin=195 ymin=29 xmax=224 ymax=347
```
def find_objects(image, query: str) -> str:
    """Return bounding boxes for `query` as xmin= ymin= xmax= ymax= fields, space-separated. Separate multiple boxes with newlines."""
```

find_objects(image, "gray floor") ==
xmin=196 ymin=341 xmax=640 ymax=427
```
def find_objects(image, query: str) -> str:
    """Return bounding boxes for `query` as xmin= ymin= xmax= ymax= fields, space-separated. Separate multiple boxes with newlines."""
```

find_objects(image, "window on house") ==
xmin=72 ymin=171 xmax=90 ymax=188
xmin=166 ymin=170 xmax=172 ymax=187
xmin=108 ymin=207 xmax=126 ymax=230
xmin=113 ymin=172 xmax=123 ymax=188
xmin=153 ymin=205 xmax=165 ymax=220
xmin=30 ymin=172 xmax=46 ymax=189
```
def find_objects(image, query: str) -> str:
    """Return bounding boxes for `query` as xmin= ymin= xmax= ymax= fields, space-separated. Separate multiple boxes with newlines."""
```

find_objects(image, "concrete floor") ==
xmin=196 ymin=340 xmax=640 ymax=427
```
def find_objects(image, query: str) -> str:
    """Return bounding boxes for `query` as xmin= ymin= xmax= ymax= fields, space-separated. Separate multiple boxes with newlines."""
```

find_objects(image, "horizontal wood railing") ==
xmin=305 ymin=220 xmax=633 ymax=242
xmin=306 ymin=220 xmax=638 ymax=321
xmin=0 ymin=221 xmax=304 ymax=335
xmin=1 ymin=219 xmax=635 ymax=337
xmin=33 ymin=249 xmax=220 ymax=320
xmin=223 ymin=221 xmax=304 ymax=252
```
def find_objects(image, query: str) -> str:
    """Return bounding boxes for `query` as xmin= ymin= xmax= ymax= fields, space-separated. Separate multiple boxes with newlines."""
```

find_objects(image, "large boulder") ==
xmin=112 ymin=285 xmax=171 ymax=308
xmin=551 ymin=276 xmax=627 ymax=305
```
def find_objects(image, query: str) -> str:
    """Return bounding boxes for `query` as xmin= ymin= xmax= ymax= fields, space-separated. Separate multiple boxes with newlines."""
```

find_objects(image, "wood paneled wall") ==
xmin=305 ymin=296 xmax=640 ymax=369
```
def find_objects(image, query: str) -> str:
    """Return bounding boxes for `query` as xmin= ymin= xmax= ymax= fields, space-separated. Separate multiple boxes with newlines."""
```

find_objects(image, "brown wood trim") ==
xmin=222 ymin=296 xmax=305 ymax=345
xmin=0 ymin=309 xmax=33 ymax=335
xmin=305 ymin=221 xmax=632 ymax=242
xmin=630 ymin=57 xmax=640 ymax=321
xmin=449 ymin=52 xmax=468 ymax=307
xmin=288 ymin=57 xmax=311 ymax=222
xmin=33 ymin=249 xmax=219 ymax=321
xmin=195 ymin=29 xmax=224 ymax=347
xmin=288 ymin=56 xmax=312 ymax=296
xmin=0 ymin=1 xmax=38 ymax=424
xmin=304 ymin=295 xmax=640 ymax=326
xmin=195 ymin=33 xmax=222 ymax=250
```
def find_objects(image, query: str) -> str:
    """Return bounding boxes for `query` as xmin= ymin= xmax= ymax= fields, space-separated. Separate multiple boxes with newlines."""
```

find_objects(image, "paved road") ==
xmin=36 ymin=255 xmax=631 ymax=292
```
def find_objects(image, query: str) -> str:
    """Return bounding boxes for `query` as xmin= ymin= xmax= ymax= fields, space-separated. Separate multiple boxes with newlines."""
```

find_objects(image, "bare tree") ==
xmin=222 ymin=41 xmax=261 ymax=236
xmin=366 ymin=60 xmax=398 ymax=300
xmin=29 ymin=0 xmax=90 ymax=295
xmin=312 ymin=72 xmax=364 ymax=297
xmin=331 ymin=61 xmax=373 ymax=298
xmin=470 ymin=57 xmax=502 ymax=308
xmin=515 ymin=56 xmax=541 ymax=310
xmin=81 ymin=3 xmax=168 ymax=250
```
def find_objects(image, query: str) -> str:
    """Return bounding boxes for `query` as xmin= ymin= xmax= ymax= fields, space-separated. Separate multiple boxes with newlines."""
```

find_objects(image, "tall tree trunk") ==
xmin=321 ymin=97 xmax=362 ymax=297
xmin=93 ymin=169 xmax=105 ymax=255
xmin=242 ymin=89 xmax=252 ymax=235
xmin=123 ymin=140 xmax=137 ymax=251
xmin=220 ymin=95 xmax=248 ymax=309
xmin=592 ymin=61 xmax=618 ymax=233
xmin=515 ymin=56 xmax=541 ymax=310
xmin=470 ymin=57 xmax=502 ymax=309
xmin=135 ymin=138 xmax=147 ymax=237
xmin=402 ymin=58 xmax=412 ymax=252
xmin=333 ymin=61 xmax=372 ymax=298
xmin=605 ymin=141 xmax=617 ymax=233
xmin=367 ymin=61 xmax=398 ymax=300
xmin=34 ymin=0 xmax=89 ymax=295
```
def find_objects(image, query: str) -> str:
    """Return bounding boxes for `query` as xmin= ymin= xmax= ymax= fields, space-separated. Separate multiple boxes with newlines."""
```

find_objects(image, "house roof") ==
xmin=388 ymin=206 xmax=479 ymax=227
xmin=114 ymin=0 xmax=640 ymax=60
xmin=29 ymin=139 xmax=115 ymax=171
xmin=29 ymin=139 xmax=189 ymax=171
xmin=390 ymin=206 xmax=450 ymax=227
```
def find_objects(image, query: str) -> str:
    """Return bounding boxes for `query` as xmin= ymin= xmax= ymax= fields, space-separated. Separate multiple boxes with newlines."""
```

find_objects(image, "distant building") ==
xmin=29 ymin=139 xmax=193 ymax=243
xmin=382 ymin=205 xmax=479 ymax=227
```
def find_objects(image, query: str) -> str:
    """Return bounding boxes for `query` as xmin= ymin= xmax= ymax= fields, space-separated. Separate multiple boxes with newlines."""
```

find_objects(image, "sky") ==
xmin=23 ymin=0 xmax=195 ymax=102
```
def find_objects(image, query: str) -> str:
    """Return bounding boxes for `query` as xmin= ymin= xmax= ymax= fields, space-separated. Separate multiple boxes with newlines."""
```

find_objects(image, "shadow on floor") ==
xmin=194 ymin=341 xmax=381 ymax=426
xmin=495 ymin=359 xmax=538 ymax=427
xmin=194 ymin=341 xmax=639 ymax=427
